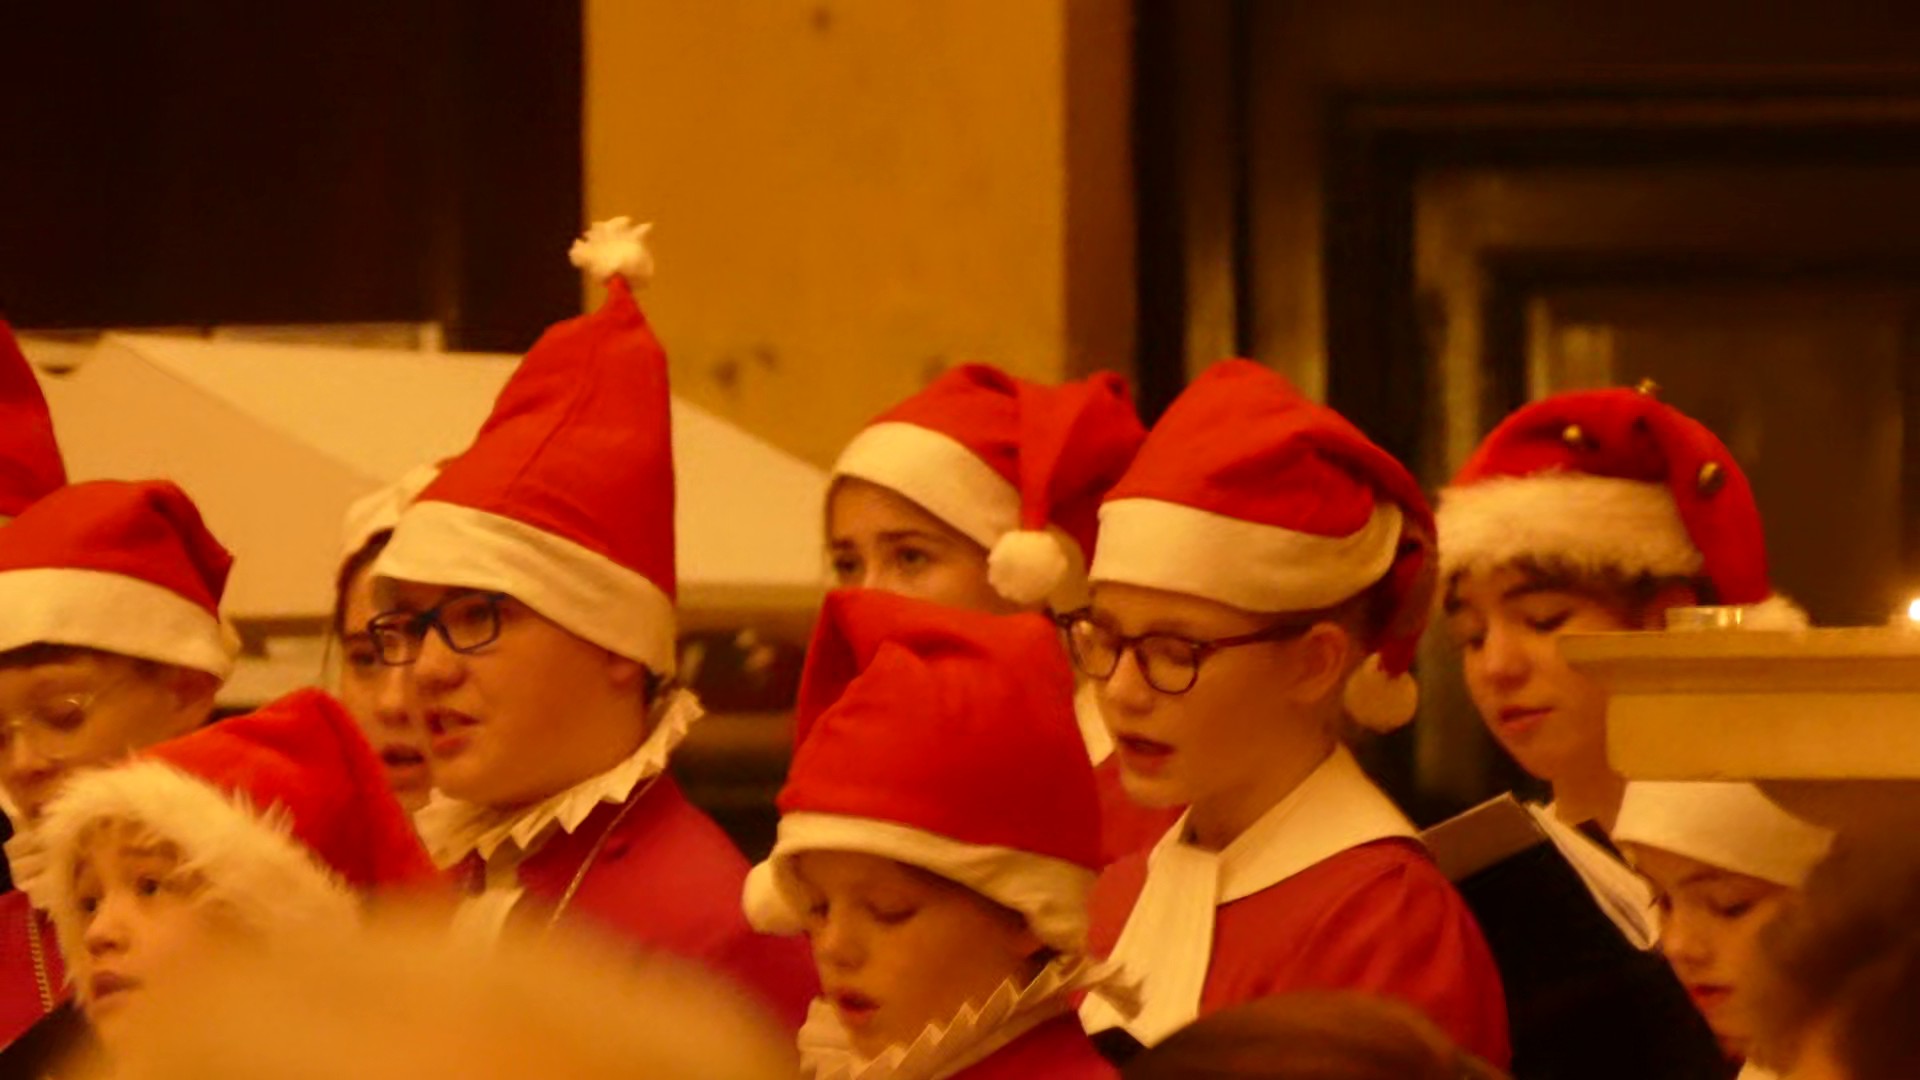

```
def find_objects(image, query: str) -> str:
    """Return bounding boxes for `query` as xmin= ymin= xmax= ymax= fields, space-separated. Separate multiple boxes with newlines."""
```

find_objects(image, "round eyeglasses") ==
xmin=0 ymin=675 xmax=140 ymax=763
xmin=367 ymin=591 xmax=509 ymax=666
xmin=1055 ymin=610 xmax=1314 ymax=695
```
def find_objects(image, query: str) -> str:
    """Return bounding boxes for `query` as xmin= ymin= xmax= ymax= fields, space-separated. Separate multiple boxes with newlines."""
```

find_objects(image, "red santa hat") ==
xmin=0 ymin=318 xmax=66 ymax=521
xmin=376 ymin=218 xmax=682 ymax=675
xmin=0 ymin=479 xmax=237 ymax=677
xmin=38 ymin=688 xmax=441 ymax=980
xmin=1615 ymin=781 xmax=1833 ymax=889
xmin=1090 ymin=359 xmax=1438 ymax=732
xmin=832 ymin=365 xmax=1146 ymax=610
xmin=1437 ymin=385 xmax=1803 ymax=624
xmin=743 ymin=589 xmax=1103 ymax=951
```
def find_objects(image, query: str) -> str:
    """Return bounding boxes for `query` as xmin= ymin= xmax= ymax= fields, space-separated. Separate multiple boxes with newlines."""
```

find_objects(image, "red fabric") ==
xmin=856 ymin=365 xmax=1145 ymax=560
xmin=0 ymin=480 xmax=229 ymax=614
xmin=0 ymin=892 xmax=63 ymax=1049
xmin=950 ymin=1014 xmax=1116 ymax=1079
xmin=1094 ymin=759 xmax=1179 ymax=866
xmin=1451 ymin=387 xmax=1770 ymax=605
xmin=417 ymin=275 xmax=677 ymax=600
xmin=146 ymin=689 xmax=439 ymax=893
xmin=1101 ymin=359 xmax=1435 ymax=676
xmin=781 ymin=590 xmax=1102 ymax=871
xmin=1090 ymin=838 xmax=1511 ymax=1068
xmin=0 ymin=320 xmax=65 ymax=519
xmin=508 ymin=776 xmax=817 ymax=1031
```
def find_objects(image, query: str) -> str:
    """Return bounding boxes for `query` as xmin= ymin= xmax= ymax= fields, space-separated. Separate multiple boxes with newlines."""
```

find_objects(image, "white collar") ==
xmin=1073 ymin=680 xmax=1114 ymax=765
xmin=799 ymin=956 xmax=1129 ymax=1080
xmin=3 ymin=824 xmax=51 ymax=911
xmin=1080 ymin=745 xmax=1418 ymax=1045
xmin=415 ymin=687 xmax=704 ymax=868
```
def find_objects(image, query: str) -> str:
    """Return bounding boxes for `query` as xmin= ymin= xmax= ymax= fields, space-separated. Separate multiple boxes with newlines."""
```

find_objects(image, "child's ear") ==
xmin=1284 ymin=622 xmax=1359 ymax=708
xmin=164 ymin=667 xmax=222 ymax=732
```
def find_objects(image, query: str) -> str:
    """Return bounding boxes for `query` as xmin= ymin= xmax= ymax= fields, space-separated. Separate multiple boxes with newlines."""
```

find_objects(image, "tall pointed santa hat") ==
xmin=1090 ymin=359 xmax=1437 ymax=732
xmin=338 ymin=462 xmax=442 ymax=572
xmin=743 ymin=589 xmax=1103 ymax=951
xmin=0 ymin=318 xmax=67 ymax=522
xmin=39 ymin=688 xmax=441 ymax=978
xmin=1437 ymin=384 xmax=1804 ymax=624
xmin=1615 ymin=781 xmax=1833 ymax=889
xmin=0 ymin=479 xmax=237 ymax=677
xmin=376 ymin=218 xmax=681 ymax=674
xmin=833 ymin=365 xmax=1146 ymax=611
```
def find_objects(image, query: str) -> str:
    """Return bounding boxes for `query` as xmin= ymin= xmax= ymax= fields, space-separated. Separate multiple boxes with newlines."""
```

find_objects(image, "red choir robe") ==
xmin=420 ymin=697 xmax=817 ymax=1032
xmin=1080 ymin=747 xmax=1510 ymax=1068
xmin=0 ymin=890 xmax=61 ymax=1048
xmin=951 ymin=1015 xmax=1116 ymax=1079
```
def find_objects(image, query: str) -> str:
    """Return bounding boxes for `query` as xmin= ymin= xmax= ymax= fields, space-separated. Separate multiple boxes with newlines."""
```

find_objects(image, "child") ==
xmin=33 ymin=688 xmax=438 ymax=1063
xmin=1435 ymin=384 xmax=1805 ymax=1077
xmin=1437 ymin=385 xmax=1804 ymax=833
xmin=333 ymin=466 xmax=438 ymax=812
xmin=0 ymin=479 xmax=237 ymax=1047
xmin=826 ymin=365 xmax=1169 ymax=862
xmin=372 ymin=218 xmax=815 ymax=1026
xmin=1613 ymin=782 xmax=1834 ymax=1078
xmin=744 ymin=589 xmax=1130 ymax=1078
xmin=1068 ymin=360 xmax=1507 ymax=1064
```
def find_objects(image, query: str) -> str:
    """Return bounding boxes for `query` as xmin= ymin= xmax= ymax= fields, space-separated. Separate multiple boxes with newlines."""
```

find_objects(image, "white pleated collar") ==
xmin=798 ymin=956 xmax=1131 ymax=1080
xmin=415 ymin=687 xmax=703 ymax=868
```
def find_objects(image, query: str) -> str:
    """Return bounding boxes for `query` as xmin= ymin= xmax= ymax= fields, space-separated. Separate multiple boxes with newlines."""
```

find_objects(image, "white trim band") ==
xmin=40 ymin=761 xmax=360 ymax=990
xmin=1436 ymin=473 xmax=1700 ymax=581
xmin=758 ymin=811 xmax=1096 ymax=952
xmin=1615 ymin=781 xmax=1833 ymax=889
xmin=0 ymin=567 xmax=235 ymax=677
xmin=376 ymin=500 xmax=678 ymax=676
xmin=1091 ymin=498 xmax=1403 ymax=612
xmin=834 ymin=422 xmax=1022 ymax=551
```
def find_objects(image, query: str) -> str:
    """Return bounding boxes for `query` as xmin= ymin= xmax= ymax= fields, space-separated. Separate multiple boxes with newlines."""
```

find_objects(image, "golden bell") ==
xmin=1635 ymin=377 xmax=1662 ymax=398
xmin=1697 ymin=461 xmax=1726 ymax=496
xmin=1561 ymin=424 xmax=1589 ymax=450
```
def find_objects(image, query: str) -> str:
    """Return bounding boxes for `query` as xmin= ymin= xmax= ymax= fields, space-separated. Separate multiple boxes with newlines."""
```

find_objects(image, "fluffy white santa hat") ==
xmin=37 ymin=689 xmax=441 ymax=991
xmin=833 ymin=364 xmax=1146 ymax=612
xmin=376 ymin=218 xmax=683 ymax=675
xmin=743 ymin=589 xmax=1104 ymax=952
xmin=0 ymin=318 xmax=65 ymax=523
xmin=1089 ymin=359 xmax=1438 ymax=732
xmin=1437 ymin=385 xmax=1804 ymax=626
xmin=1614 ymin=782 xmax=1834 ymax=888
xmin=0 ymin=479 xmax=237 ymax=678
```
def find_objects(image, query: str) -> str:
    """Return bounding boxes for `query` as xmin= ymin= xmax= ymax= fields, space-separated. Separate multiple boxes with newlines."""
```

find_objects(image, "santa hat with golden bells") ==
xmin=1436 ymin=384 xmax=1805 ymax=627
xmin=0 ymin=318 xmax=65 ymax=522
xmin=1615 ymin=782 xmax=1833 ymax=889
xmin=833 ymin=365 xmax=1146 ymax=611
xmin=743 ymin=589 xmax=1105 ymax=953
xmin=39 ymin=689 xmax=441 ymax=976
xmin=1090 ymin=360 xmax=1438 ymax=732
xmin=0 ymin=479 xmax=237 ymax=678
xmin=376 ymin=218 xmax=684 ymax=675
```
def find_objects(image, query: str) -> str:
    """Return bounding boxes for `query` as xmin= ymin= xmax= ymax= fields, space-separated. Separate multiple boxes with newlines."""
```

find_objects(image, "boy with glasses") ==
xmin=0 ymin=479 xmax=236 ymax=1048
xmin=369 ymin=219 xmax=814 ymax=1028
xmin=1072 ymin=361 xmax=1507 ymax=1067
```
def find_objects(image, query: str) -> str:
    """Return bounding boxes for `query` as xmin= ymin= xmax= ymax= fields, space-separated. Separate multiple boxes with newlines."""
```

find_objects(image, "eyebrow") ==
xmin=1675 ymin=867 xmax=1740 ymax=889
xmin=1501 ymin=581 xmax=1573 ymax=603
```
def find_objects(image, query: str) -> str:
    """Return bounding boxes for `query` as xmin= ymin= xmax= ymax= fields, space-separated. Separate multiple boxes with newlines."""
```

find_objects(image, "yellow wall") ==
xmin=586 ymin=0 xmax=1131 ymax=466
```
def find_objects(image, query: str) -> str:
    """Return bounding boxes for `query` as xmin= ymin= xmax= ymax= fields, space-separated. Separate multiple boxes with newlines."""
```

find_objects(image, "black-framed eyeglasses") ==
xmin=367 ymin=591 xmax=509 ymax=667
xmin=1054 ymin=609 xmax=1315 ymax=695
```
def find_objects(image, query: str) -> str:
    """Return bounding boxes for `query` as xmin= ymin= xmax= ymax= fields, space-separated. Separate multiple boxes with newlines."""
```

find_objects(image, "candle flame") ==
xmin=1906 ymin=597 xmax=1920 ymax=624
